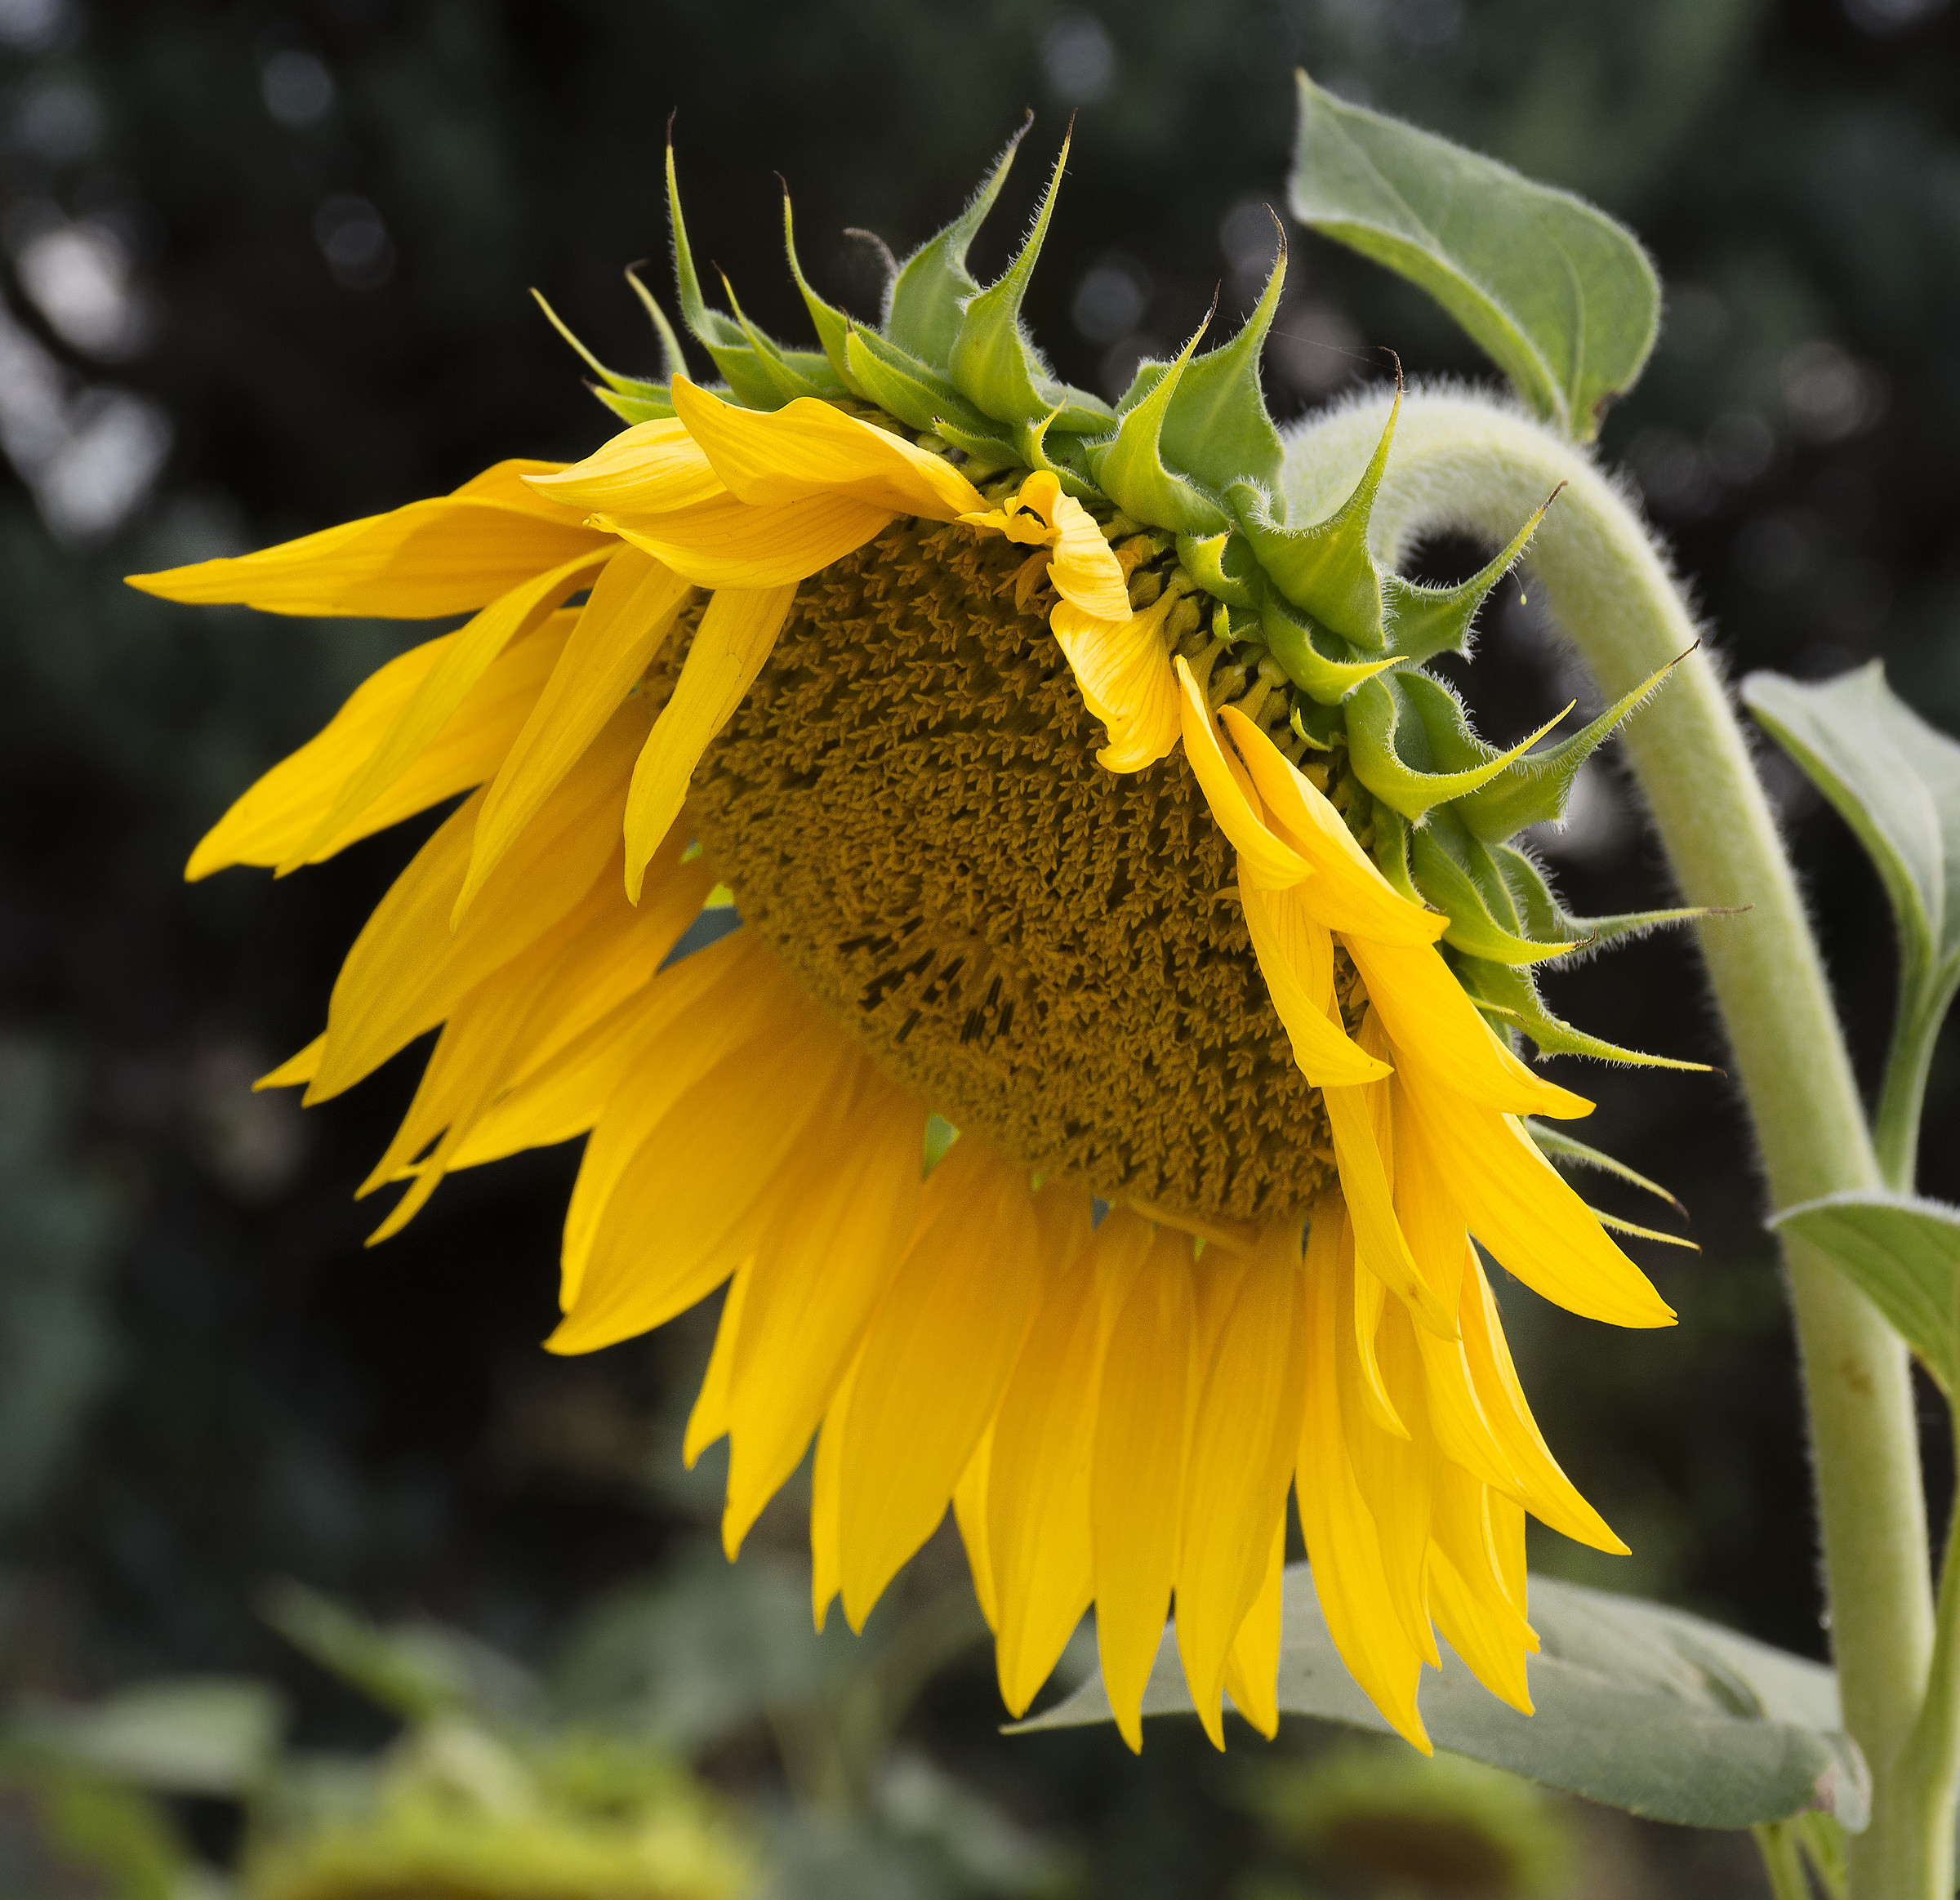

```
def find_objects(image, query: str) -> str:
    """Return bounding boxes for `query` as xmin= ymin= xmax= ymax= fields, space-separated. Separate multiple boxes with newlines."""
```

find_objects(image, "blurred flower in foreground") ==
xmin=128 ymin=122 xmax=1699 ymax=1753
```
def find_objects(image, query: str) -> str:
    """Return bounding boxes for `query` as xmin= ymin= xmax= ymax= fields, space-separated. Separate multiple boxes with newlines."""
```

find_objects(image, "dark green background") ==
xmin=2 ymin=1 xmax=1957 ymax=1893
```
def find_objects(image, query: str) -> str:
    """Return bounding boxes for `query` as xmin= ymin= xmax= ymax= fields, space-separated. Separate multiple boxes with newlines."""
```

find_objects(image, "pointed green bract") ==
xmin=1232 ymin=383 xmax=1399 ymax=647
xmin=842 ymin=325 xmax=1013 ymax=455
xmin=1526 ymin=1123 xmax=1688 ymax=1218
xmin=1261 ymin=598 xmax=1399 ymax=704
xmin=531 ymin=290 xmax=675 ymax=420
xmin=1288 ymin=70 xmax=1659 ymax=441
xmin=1490 ymin=839 xmax=1710 ymax=959
xmin=1154 ymin=232 xmax=1288 ymax=496
xmin=1454 ymin=955 xmax=1705 ymax=1070
xmin=624 ymin=266 xmax=686 ymax=380
xmin=1380 ymin=492 xmax=1552 ymax=666
xmin=782 ymin=190 xmax=866 ymax=398
xmin=885 ymin=120 xmax=1028 ymax=364
xmin=1085 ymin=321 xmax=1232 ymax=536
xmin=1459 ymin=656 xmax=1681 ymax=839
xmin=1345 ymin=670 xmax=1571 ymax=819
xmin=1410 ymin=810 xmax=1573 ymax=966
xmin=666 ymin=142 xmax=788 ymax=409
xmin=1367 ymin=805 xmax=1427 ymax=906
xmin=1176 ymin=530 xmax=1264 ymax=612
xmin=718 ymin=270 xmax=842 ymax=402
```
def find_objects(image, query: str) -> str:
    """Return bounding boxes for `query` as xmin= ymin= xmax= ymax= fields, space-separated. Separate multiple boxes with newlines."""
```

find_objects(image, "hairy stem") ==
xmin=1281 ymin=388 xmax=1931 ymax=1897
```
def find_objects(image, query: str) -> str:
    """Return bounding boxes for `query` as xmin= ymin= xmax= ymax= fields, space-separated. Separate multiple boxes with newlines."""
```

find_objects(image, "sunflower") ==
xmin=130 ymin=128 xmax=1701 ymax=1755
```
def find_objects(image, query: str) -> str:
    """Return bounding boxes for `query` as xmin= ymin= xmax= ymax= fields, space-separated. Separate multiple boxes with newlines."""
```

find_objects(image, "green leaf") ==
xmin=1743 ymin=663 xmax=1960 ymax=1050
xmin=1410 ymin=808 xmax=1573 ymax=966
xmin=1287 ymin=72 xmax=1659 ymax=440
xmin=1379 ymin=492 xmax=1551 ymax=668
xmin=886 ymin=118 xmax=1027 ymax=366
xmin=1015 ymin=1567 xmax=1869 ymax=1832
xmin=1454 ymin=954 xmax=1708 ymax=1070
xmin=529 ymin=289 xmax=672 ymax=407
xmin=665 ymin=139 xmax=791 ymax=409
xmin=1345 ymin=672 xmax=1570 ymax=821
xmin=1770 ymin=1192 xmax=1960 ymax=1395
xmin=1526 ymin=1120 xmax=1687 ymax=1218
xmin=1259 ymin=597 xmax=1399 ymax=705
xmin=843 ymin=326 xmax=1014 ymax=455
xmin=8 ymin=1677 xmax=287 ymax=1795
xmin=1085 ymin=319 xmax=1232 ymax=536
xmin=782 ymin=188 xmax=866 ymax=398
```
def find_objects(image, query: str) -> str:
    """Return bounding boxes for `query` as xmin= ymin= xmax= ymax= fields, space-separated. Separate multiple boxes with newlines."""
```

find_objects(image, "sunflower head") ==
xmin=127 ymin=113 xmax=1702 ymax=1762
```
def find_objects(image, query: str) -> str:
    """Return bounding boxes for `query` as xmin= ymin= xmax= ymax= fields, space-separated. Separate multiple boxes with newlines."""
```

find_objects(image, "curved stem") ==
xmin=1282 ymin=389 xmax=1932 ymax=1897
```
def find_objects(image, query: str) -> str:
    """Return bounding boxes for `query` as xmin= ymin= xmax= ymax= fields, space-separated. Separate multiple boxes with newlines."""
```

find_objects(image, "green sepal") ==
xmin=1261 ymin=596 xmax=1399 ymax=704
xmin=718 ymin=269 xmax=844 ymax=402
xmin=1592 ymin=1208 xmax=1699 ymax=1251
xmin=1154 ymin=227 xmax=1287 ymax=495
xmin=1085 ymin=319 xmax=1232 ymax=536
xmin=594 ymin=387 xmax=675 ymax=425
xmin=1176 ymin=529 xmax=1265 ymax=612
xmin=886 ymin=118 xmax=1028 ymax=365
xmin=947 ymin=132 xmax=1116 ymax=435
xmin=1380 ymin=490 xmax=1553 ymax=666
xmin=1368 ymin=803 xmax=1425 ymax=905
xmin=1292 ymin=701 xmax=1339 ymax=752
xmin=1231 ymin=377 xmax=1398 ymax=647
xmin=1490 ymin=839 xmax=1713 ymax=959
xmin=1454 ymin=954 xmax=1708 ymax=1070
xmin=530 ymin=289 xmax=673 ymax=414
xmin=1013 ymin=409 xmax=1101 ymax=500
xmin=666 ymin=140 xmax=790 ymax=409
xmin=623 ymin=266 xmax=686 ymax=380
xmin=1457 ymin=654 xmax=1682 ymax=840
xmin=843 ymin=325 xmax=1014 ymax=455
xmin=1410 ymin=808 xmax=1573 ymax=966
xmin=782 ymin=187 xmax=867 ymax=398
xmin=1525 ymin=1120 xmax=1688 ymax=1218
xmin=1345 ymin=670 xmax=1570 ymax=818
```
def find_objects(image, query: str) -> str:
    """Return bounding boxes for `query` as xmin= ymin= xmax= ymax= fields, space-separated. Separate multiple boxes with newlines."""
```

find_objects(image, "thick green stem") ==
xmin=1282 ymin=389 xmax=1933 ymax=1897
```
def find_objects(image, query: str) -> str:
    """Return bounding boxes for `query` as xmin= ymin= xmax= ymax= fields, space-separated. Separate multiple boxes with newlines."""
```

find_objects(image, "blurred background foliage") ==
xmin=0 ymin=0 xmax=1956 ymax=1893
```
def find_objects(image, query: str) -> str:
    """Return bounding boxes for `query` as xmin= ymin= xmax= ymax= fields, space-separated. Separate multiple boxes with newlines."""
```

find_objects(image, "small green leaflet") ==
xmin=1744 ymin=664 xmax=1960 ymax=1079
xmin=1771 ymin=1192 xmax=1960 ymax=1396
xmin=1287 ymin=72 xmax=1659 ymax=441
xmin=7 ymin=1676 xmax=288 ymax=1796
xmin=1016 ymin=1567 xmax=1868 ymax=1833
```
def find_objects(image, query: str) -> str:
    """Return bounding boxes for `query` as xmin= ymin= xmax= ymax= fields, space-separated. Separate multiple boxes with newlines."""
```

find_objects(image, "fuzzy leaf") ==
xmin=843 ymin=326 xmax=1014 ymax=455
xmin=1177 ymin=529 xmax=1265 ymax=612
xmin=1526 ymin=1122 xmax=1687 ymax=1217
xmin=1771 ymin=1192 xmax=1960 ymax=1395
xmin=1744 ymin=663 xmax=1960 ymax=1066
xmin=531 ymin=289 xmax=672 ymax=407
xmin=1232 ymin=383 xmax=1397 ymax=647
xmin=886 ymin=120 xmax=1027 ymax=365
xmin=1287 ymin=72 xmax=1659 ymax=440
xmin=666 ymin=142 xmax=791 ymax=409
xmin=1016 ymin=1567 xmax=1869 ymax=1832
xmin=1346 ymin=672 xmax=1570 ymax=819
xmin=782 ymin=189 xmax=866 ymax=398
xmin=1490 ymin=839 xmax=1712 ymax=959
xmin=1412 ymin=808 xmax=1571 ymax=966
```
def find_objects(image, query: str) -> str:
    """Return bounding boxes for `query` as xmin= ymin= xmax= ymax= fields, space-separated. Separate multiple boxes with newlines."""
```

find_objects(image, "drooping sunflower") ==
xmin=131 ymin=128 xmax=1701 ymax=1754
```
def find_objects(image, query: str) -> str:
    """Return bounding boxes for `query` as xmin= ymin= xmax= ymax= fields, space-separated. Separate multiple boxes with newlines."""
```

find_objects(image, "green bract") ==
xmin=541 ymin=82 xmax=1704 ymax=1069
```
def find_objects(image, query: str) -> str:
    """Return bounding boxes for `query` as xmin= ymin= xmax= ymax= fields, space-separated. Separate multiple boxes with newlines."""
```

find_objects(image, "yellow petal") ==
xmin=601 ymin=490 xmax=891 ymax=590
xmin=669 ymin=376 xmax=984 ymax=520
xmin=1343 ymin=935 xmax=1592 ymax=1122
xmin=550 ymin=1014 xmax=853 ymax=1355
xmin=1052 ymin=593 xmax=1181 ymax=774
xmin=1220 ymin=706 xmax=1446 ymax=948
xmin=1093 ymin=1221 xmax=1196 ymax=1753
xmin=290 ymin=547 xmax=612 ymax=870
xmin=684 ymin=1269 xmax=748 ymax=1468
xmin=1400 ymin=1090 xmax=1675 ymax=1330
xmin=720 ymin=1069 xmax=926 ymax=1555
xmin=1459 ymin=1248 xmax=1630 ymax=1553
xmin=1174 ymin=655 xmax=1311 ymax=890
xmin=835 ymin=1138 xmax=1040 ymax=1629
xmin=1428 ymin=1462 xmax=1536 ymax=1713
xmin=1175 ymin=1217 xmax=1309 ymax=1747
xmin=310 ymin=696 xmax=647 ymax=1104
xmin=127 ymin=485 xmax=611 ymax=618
xmin=988 ymin=1183 xmax=1101 ymax=1716
xmin=1045 ymin=490 xmax=1131 ymax=625
xmin=954 ymin=1427 xmax=998 ymax=1631
xmin=1221 ymin=1519 xmax=1285 ymax=1741
xmin=1324 ymin=1072 xmax=1454 ymax=1337
xmin=256 ymin=1035 xmax=323 ymax=1091
xmin=1237 ymin=872 xmax=1392 ymax=1088
xmin=556 ymin=941 xmax=794 ymax=1306
xmin=623 ymin=583 xmax=798 ymax=900
xmin=524 ymin=419 xmax=726 ymax=516
xmin=1295 ymin=1196 xmax=1430 ymax=1751
xmin=811 ymin=1355 xmax=858 ymax=1632
xmin=461 ymin=549 xmax=694 ymax=921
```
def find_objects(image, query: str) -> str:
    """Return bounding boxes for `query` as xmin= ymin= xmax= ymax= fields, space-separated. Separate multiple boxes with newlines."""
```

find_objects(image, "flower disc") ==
xmin=686 ymin=517 xmax=1339 ymax=1223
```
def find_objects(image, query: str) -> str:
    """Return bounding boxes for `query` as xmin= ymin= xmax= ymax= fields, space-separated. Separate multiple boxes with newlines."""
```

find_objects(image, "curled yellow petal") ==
xmin=1174 ymin=655 xmax=1310 ymax=890
xmin=1053 ymin=592 xmax=1181 ymax=773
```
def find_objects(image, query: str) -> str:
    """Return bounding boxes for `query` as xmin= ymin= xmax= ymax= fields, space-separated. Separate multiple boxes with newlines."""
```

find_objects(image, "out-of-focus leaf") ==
xmin=1016 ymin=1567 xmax=1866 ymax=1831
xmin=1771 ymin=1192 xmax=1960 ymax=1395
xmin=10 ymin=1676 xmax=286 ymax=1795
xmin=1287 ymin=71 xmax=1659 ymax=438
